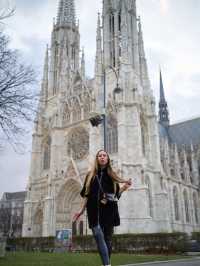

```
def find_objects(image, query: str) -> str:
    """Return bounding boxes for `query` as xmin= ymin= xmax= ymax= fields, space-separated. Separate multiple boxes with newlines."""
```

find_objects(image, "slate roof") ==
xmin=3 ymin=191 xmax=26 ymax=201
xmin=159 ymin=117 xmax=200 ymax=149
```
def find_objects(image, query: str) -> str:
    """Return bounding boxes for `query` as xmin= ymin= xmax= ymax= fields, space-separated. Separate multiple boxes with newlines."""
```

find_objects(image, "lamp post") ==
xmin=89 ymin=65 xmax=122 ymax=151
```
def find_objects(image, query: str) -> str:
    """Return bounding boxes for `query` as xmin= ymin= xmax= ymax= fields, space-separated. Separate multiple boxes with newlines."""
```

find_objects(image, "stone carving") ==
xmin=67 ymin=127 xmax=89 ymax=160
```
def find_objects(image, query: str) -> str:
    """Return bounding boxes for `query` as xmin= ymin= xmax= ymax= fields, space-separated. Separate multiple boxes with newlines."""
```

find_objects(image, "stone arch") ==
xmin=56 ymin=179 xmax=83 ymax=235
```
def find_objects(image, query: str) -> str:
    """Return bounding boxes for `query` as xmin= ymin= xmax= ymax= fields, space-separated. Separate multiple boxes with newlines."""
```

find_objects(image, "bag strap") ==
xmin=95 ymin=171 xmax=105 ymax=195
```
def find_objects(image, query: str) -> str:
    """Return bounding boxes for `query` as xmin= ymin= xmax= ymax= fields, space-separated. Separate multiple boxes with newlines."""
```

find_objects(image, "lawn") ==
xmin=0 ymin=252 xmax=190 ymax=266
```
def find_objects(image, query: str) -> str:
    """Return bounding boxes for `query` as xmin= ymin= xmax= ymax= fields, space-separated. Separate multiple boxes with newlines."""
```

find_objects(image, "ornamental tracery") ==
xmin=63 ymin=103 xmax=71 ymax=125
xmin=43 ymin=136 xmax=51 ymax=170
xmin=67 ymin=127 xmax=89 ymax=160
xmin=107 ymin=113 xmax=118 ymax=154
xmin=72 ymin=98 xmax=81 ymax=122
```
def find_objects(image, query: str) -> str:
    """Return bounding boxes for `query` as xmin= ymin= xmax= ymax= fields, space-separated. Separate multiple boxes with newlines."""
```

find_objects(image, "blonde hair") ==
xmin=84 ymin=150 xmax=126 ymax=195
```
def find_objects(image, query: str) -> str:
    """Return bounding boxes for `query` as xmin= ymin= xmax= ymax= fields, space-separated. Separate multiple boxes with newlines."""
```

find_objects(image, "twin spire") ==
xmin=57 ymin=0 xmax=76 ymax=26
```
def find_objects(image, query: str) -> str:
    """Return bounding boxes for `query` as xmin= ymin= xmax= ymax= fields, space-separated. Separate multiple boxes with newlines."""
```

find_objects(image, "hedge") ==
xmin=7 ymin=237 xmax=55 ymax=252
xmin=192 ymin=232 xmax=200 ymax=242
xmin=73 ymin=232 xmax=188 ymax=254
xmin=6 ymin=232 xmax=188 ymax=254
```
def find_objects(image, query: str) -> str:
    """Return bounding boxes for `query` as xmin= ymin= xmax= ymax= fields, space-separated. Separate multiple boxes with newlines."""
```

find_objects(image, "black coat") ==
xmin=80 ymin=167 xmax=120 ymax=229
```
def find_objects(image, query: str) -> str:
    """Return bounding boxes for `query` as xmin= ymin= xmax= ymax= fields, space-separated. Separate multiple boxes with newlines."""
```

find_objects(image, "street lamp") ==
xmin=89 ymin=65 xmax=122 ymax=150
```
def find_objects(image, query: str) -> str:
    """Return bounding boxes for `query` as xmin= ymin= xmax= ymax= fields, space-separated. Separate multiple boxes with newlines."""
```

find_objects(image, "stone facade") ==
xmin=22 ymin=0 xmax=200 ymax=237
xmin=0 ymin=192 xmax=26 ymax=237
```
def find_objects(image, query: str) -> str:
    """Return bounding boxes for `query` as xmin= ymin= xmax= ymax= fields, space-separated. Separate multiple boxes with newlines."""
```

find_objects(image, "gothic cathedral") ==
xmin=22 ymin=0 xmax=200 ymax=237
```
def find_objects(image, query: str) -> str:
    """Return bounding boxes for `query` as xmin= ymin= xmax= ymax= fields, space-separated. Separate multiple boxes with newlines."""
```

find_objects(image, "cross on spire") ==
xmin=57 ymin=0 xmax=76 ymax=26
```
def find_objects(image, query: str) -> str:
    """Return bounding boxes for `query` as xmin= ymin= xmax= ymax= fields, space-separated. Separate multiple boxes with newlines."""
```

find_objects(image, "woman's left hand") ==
xmin=122 ymin=178 xmax=132 ymax=190
xmin=125 ymin=178 xmax=132 ymax=186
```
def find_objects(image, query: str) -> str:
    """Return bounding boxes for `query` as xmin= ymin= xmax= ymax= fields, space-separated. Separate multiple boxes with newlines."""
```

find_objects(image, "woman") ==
xmin=73 ymin=150 xmax=132 ymax=266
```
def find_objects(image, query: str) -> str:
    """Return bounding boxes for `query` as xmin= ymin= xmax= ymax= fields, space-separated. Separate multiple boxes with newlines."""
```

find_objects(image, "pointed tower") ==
xmin=49 ymin=0 xmax=80 ymax=97
xmin=94 ymin=12 xmax=104 ymax=110
xmin=100 ymin=0 xmax=167 ymax=234
xmin=81 ymin=47 xmax=85 ymax=80
xmin=159 ymin=70 xmax=170 ymax=128
xmin=57 ymin=0 xmax=76 ymax=26
xmin=103 ymin=0 xmax=139 ymax=72
xmin=95 ymin=12 xmax=103 ymax=77
xmin=138 ymin=17 xmax=150 ymax=93
xmin=41 ymin=45 xmax=49 ymax=107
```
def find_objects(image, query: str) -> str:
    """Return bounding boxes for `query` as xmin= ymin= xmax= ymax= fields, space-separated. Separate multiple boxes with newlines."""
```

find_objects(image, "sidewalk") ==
xmin=119 ymin=256 xmax=200 ymax=266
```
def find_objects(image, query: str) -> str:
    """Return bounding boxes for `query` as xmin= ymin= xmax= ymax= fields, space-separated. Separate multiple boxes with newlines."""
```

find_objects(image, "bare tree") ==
xmin=0 ymin=0 xmax=15 ymax=22
xmin=0 ymin=31 xmax=37 ymax=149
xmin=0 ymin=8 xmax=14 ymax=22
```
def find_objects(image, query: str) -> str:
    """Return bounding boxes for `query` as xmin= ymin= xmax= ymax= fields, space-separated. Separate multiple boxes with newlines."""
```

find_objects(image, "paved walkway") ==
xmin=119 ymin=257 xmax=200 ymax=266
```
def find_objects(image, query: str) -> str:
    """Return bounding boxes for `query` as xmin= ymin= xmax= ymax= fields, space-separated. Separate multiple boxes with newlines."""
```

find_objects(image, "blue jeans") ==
xmin=92 ymin=224 xmax=113 ymax=265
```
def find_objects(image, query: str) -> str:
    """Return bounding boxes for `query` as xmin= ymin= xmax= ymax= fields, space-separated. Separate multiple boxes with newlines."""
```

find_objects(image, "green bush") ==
xmin=7 ymin=237 xmax=55 ymax=252
xmin=6 ymin=232 xmax=188 ymax=254
xmin=192 ymin=231 xmax=200 ymax=242
xmin=73 ymin=232 xmax=188 ymax=254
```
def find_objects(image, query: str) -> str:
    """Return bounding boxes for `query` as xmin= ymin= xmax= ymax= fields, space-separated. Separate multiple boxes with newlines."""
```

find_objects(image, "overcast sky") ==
xmin=0 ymin=0 xmax=200 ymax=198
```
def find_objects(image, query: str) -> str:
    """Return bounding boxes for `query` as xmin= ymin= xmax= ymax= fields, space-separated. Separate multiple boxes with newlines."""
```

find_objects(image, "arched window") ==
xmin=72 ymin=98 xmax=81 ymax=122
xmin=118 ymin=11 xmax=121 ymax=32
xmin=63 ymin=103 xmax=70 ymax=125
xmin=141 ymin=125 xmax=146 ymax=156
xmin=107 ymin=114 xmax=118 ymax=154
xmin=83 ymin=94 xmax=91 ymax=118
xmin=145 ymin=176 xmax=153 ymax=217
xmin=193 ymin=192 xmax=199 ymax=224
xmin=71 ymin=46 xmax=76 ymax=70
xmin=109 ymin=12 xmax=115 ymax=67
xmin=187 ymin=155 xmax=193 ymax=184
xmin=43 ymin=136 xmax=51 ymax=170
xmin=183 ymin=189 xmax=190 ymax=223
xmin=140 ymin=116 xmax=148 ymax=157
xmin=173 ymin=186 xmax=180 ymax=221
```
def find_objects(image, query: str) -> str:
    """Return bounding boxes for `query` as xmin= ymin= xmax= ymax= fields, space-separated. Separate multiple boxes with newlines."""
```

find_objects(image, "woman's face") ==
xmin=97 ymin=150 xmax=109 ymax=167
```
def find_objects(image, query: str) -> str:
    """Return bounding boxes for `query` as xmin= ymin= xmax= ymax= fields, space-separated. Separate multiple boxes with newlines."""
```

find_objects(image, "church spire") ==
xmin=159 ymin=70 xmax=169 ymax=127
xmin=41 ymin=45 xmax=49 ymax=107
xmin=138 ymin=16 xmax=150 ymax=92
xmin=102 ymin=0 xmax=139 ymax=71
xmin=95 ymin=12 xmax=103 ymax=76
xmin=56 ymin=0 xmax=76 ymax=26
xmin=81 ymin=47 xmax=85 ymax=80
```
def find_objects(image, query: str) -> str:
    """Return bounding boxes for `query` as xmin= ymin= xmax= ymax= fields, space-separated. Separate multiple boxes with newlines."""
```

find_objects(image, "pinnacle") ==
xmin=57 ymin=0 xmax=76 ymax=26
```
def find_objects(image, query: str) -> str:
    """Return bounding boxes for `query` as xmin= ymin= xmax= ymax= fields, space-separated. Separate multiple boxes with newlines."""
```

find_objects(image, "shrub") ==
xmin=73 ymin=232 xmax=188 ymax=254
xmin=192 ymin=232 xmax=200 ymax=242
xmin=7 ymin=237 xmax=55 ymax=252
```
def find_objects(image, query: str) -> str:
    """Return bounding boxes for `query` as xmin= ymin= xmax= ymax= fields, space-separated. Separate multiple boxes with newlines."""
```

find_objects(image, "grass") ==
xmin=0 ymin=252 xmax=191 ymax=266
